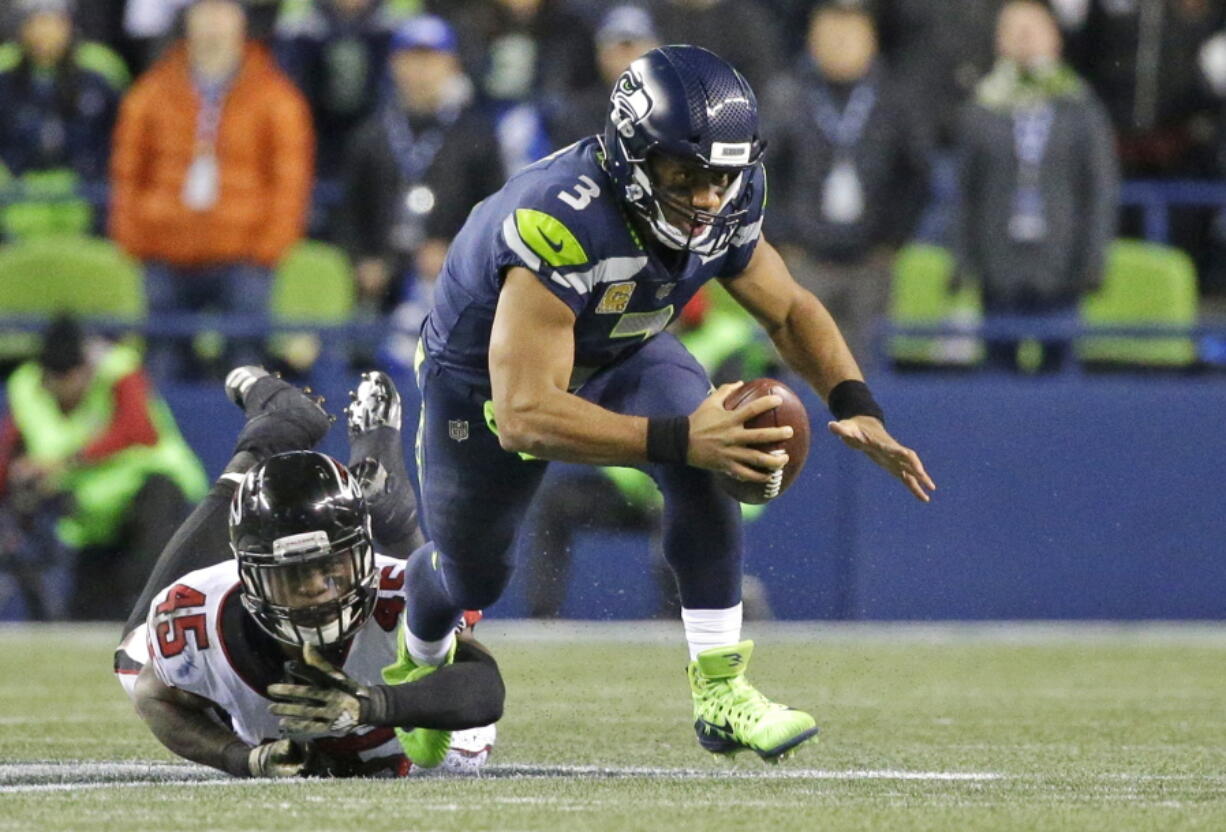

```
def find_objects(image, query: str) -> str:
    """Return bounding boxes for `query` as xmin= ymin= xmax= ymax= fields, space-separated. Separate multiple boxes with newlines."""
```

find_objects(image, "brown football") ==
xmin=715 ymin=378 xmax=811 ymax=505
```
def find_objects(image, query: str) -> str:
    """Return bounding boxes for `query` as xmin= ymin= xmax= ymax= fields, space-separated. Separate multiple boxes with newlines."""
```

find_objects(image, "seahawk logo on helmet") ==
xmin=601 ymin=45 xmax=764 ymax=257
xmin=230 ymin=451 xmax=377 ymax=647
xmin=611 ymin=68 xmax=654 ymax=139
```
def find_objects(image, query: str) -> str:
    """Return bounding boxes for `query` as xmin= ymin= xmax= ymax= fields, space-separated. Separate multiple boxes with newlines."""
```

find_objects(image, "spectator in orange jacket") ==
xmin=110 ymin=0 xmax=314 ymax=382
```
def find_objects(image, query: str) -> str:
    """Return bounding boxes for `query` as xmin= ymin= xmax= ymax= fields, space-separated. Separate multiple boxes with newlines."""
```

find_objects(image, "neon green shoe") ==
xmin=382 ymin=627 xmax=456 ymax=768
xmin=688 ymin=640 xmax=818 ymax=761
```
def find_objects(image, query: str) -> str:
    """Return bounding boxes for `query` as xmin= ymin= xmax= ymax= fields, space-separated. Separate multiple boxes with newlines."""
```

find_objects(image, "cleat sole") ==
xmin=755 ymin=726 xmax=819 ymax=761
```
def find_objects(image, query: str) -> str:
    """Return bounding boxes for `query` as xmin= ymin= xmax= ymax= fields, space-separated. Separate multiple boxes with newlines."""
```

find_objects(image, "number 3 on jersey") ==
xmin=154 ymin=584 xmax=210 ymax=658
xmin=558 ymin=175 xmax=601 ymax=211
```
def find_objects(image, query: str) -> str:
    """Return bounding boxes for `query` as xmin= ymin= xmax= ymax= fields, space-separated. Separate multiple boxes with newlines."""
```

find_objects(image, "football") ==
xmin=715 ymin=378 xmax=810 ymax=505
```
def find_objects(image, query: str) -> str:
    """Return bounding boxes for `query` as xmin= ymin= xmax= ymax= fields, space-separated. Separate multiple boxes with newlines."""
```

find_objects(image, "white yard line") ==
xmin=0 ymin=760 xmax=1005 ymax=792
xmin=4 ymin=761 xmax=1224 ymax=798
xmin=480 ymin=765 xmax=1006 ymax=781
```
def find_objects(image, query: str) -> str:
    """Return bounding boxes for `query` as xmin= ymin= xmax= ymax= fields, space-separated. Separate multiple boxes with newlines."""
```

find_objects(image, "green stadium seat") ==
xmin=0 ymin=169 xmax=93 ymax=241
xmin=0 ymin=235 xmax=145 ymax=362
xmin=269 ymin=240 xmax=357 ymax=370
xmin=888 ymin=243 xmax=983 ymax=367
xmin=1078 ymin=240 xmax=1198 ymax=368
xmin=271 ymin=240 xmax=356 ymax=324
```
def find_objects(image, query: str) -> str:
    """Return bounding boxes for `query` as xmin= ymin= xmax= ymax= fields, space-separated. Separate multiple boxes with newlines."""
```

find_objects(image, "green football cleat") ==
xmin=381 ymin=626 xmax=456 ymax=769
xmin=688 ymin=640 xmax=818 ymax=761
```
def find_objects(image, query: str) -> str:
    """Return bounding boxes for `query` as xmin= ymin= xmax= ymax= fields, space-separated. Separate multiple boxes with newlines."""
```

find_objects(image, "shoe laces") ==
xmin=698 ymin=674 xmax=785 ymax=731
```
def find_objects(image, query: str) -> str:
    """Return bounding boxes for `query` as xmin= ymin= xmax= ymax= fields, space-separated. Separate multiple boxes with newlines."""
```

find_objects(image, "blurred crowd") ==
xmin=1 ymin=0 xmax=1225 ymax=381
xmin=1 ymin=0 xmax=1223 ymax=621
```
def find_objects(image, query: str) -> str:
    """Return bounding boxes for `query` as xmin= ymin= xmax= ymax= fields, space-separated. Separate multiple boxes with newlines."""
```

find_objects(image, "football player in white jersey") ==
xmin=118 ymin=371 xmax=502 ymax=778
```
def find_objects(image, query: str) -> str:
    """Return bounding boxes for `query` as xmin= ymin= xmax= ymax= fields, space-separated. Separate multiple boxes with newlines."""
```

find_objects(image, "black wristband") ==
xmin=221 ymin=739 xmax=253 ymax=778
xmin=360 ymin=686 xmax=390 ymax=727
xmin=646 ymin=416 xmax=690 ymax=464
xmin=827 ymin=380 xmax=885 ymax=424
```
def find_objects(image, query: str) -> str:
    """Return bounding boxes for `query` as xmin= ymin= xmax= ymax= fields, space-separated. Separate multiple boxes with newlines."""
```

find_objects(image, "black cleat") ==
xmin=225 ymin=366 xmax=333 ymax=459
xmin=345 ymin=371 xmax=423 ymax=555
xmin=345 ymin=370 xmax=403 ymax=440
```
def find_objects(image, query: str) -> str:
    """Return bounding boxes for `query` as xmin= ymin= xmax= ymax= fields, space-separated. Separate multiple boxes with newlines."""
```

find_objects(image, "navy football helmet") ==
xmin=230 ymin=451 xmax=377 ymax=647
xmin=602 ymin=45 xmax=764 ymax=256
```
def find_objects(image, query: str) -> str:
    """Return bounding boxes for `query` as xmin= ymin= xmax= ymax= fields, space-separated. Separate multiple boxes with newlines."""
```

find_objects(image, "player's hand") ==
xmin=247 ymin=738 xmax=312 ymax=778
xmin=268 ymin=644 xmax=373 ymax=738
xmin=686 ymin=382 xmax=793 ymax=482
xmin=828 ymin=415 xmax=936 ymax=502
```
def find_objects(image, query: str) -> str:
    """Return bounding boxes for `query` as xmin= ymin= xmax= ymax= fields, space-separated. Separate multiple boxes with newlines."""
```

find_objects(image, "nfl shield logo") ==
xmin=655 ymin=282 xmax=676 ymax=300
xmin=448 ymin=419 xmax=469 ymax=442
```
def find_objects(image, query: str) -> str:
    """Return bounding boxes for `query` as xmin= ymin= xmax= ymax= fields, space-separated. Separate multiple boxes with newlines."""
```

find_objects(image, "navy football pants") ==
xmin=405 ymin=333 xmax=744 ymax=640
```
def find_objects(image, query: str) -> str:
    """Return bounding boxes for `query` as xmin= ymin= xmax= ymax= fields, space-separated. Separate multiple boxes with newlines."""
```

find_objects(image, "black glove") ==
xmin=268 ymin=644 xmax=386 ymax=739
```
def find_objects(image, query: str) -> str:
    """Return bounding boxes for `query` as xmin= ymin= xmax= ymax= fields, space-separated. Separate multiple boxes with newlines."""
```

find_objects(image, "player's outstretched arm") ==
xmin=372 ymin=635 xmax=506 ymax=731
xmin=723 ymin=237 xmax=936 ymax=502
xmin=269 ymin=635 xmax=505 ymax=738
xmin=489 ymin=267 xmax=790 ymax=476
xmin=131 ymin=663 xmax=308 ymax=778
xmin=827 ymin=416 xmax=936 ymax=502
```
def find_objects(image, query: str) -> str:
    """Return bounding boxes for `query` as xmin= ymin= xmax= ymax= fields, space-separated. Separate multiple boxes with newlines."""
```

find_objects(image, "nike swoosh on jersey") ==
xmin=539 ymin=230 xmax=568 ymax=254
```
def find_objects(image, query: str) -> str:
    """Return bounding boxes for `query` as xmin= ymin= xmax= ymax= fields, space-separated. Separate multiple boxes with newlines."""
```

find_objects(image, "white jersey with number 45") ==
xmin=116 ymin=555 xmax=494 ymax=777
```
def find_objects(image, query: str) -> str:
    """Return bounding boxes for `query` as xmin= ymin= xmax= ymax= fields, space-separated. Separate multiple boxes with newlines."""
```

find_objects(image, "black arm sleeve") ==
xmin=365 ymin=638 xmax=505 ymax=731
xmin=122 ymin=479 xmax=237 ymax=637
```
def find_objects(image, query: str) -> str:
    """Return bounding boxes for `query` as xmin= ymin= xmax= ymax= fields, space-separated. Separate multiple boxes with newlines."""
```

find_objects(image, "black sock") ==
xmin=349 ymin=426 xmax=423 ymax=557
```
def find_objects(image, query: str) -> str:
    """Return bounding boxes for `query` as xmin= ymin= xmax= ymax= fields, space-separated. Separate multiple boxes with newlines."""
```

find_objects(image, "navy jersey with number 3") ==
xmin=421 ymin=137 xmax=766 ymax=389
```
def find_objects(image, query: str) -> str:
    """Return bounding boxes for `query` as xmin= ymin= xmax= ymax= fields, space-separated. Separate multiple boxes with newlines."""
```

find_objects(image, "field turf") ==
xmin=2 ymin=621 xmax=1224 ymax=831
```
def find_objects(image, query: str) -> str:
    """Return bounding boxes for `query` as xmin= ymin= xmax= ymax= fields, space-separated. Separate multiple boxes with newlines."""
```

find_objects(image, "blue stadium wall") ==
xmin=10 ymin=372 xmax=1225 ymax=620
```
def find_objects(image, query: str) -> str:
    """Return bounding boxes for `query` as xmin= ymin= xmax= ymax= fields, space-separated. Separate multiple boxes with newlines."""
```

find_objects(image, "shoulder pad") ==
xmin=500 ymin=150 xmax=619 ymax=271
xmin=511 ymin=208 xmax=589 ymax=269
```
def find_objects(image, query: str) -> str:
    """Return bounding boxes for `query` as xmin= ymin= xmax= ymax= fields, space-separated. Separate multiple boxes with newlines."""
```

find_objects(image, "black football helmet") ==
xmin=230 ymin=451 xmax=377 ymax=647
xmin=602 ymin=45 xmax=764 ymax=256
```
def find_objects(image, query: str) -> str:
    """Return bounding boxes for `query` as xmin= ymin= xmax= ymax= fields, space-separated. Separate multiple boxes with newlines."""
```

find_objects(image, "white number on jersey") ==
xmin=152 ymin=583 xmax=211 ymax=659
xmin=558 ymin=175 xmax=601 ymax=211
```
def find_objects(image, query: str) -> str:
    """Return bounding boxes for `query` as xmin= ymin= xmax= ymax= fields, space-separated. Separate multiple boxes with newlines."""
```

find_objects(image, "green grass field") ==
xmin=2 ymin=621 xmax=1225 ymax=831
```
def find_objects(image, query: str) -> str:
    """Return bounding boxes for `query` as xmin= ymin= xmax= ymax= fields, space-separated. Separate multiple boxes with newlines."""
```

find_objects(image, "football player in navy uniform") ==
xmin=116 ymin=371 xmax=502 ymax=778
xmin=404 ymin=45 xmax=936 ymax=761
